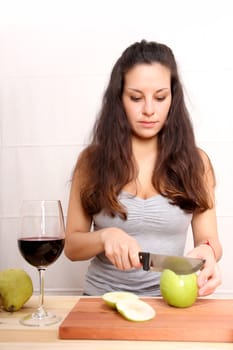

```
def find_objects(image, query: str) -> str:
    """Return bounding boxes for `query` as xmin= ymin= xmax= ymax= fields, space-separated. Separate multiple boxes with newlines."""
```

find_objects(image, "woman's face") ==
xmin=122 ymin=63 xmax=172 ymax=140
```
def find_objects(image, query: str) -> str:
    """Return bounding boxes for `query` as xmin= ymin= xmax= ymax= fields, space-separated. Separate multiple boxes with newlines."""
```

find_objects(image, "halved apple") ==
xmin=160 ymin=269 xmax=198 ymax=308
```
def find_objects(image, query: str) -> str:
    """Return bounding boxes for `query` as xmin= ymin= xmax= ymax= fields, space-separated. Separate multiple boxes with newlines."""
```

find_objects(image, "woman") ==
xmin=65 ymin=40 xmax=222 ymax=296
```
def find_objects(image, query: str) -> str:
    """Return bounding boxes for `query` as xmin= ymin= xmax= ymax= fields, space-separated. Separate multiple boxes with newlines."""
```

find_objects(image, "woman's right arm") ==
xmin=64 ymin=176 xmax=106 ymax=261
xmin=64 ymin=174 xmax=141 ymax=269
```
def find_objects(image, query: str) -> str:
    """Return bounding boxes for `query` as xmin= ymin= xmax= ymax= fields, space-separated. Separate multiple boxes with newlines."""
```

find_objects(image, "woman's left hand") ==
xmin=186 ymin=245 xmax=222 ymax=296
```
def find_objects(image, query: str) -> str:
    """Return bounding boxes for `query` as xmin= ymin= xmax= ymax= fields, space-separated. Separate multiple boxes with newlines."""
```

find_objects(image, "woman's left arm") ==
xmin=187 ymin=151 xmax=222 ymax=296
xmin=189 ymin=207 xmax=222 ymax=296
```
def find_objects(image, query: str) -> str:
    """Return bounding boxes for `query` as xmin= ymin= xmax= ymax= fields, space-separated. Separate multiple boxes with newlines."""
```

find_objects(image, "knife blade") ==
xmin=138 ymin=251 xmax=205 ymax=275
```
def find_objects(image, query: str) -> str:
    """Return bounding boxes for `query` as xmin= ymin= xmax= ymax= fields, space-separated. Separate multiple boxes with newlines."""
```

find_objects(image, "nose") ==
xmin=142 ymin=98 xmax=155 ymax=117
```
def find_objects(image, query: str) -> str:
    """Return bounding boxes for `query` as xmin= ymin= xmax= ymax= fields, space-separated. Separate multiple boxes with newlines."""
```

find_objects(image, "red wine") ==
xmin=18 ymin=237 xmax=65 ymax=268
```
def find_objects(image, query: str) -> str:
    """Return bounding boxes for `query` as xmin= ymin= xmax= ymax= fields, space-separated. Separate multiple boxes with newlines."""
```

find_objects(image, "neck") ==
xmin=131 ymin=136 xmax=158 ymax=160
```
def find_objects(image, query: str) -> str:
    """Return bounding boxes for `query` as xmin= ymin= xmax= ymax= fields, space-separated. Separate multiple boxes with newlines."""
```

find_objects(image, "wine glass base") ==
xmin=19 ymin=311 xmax=62 ymax=327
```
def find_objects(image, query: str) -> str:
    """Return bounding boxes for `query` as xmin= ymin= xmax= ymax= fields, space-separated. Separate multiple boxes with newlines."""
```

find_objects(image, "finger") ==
xmin=113 ymin=255 xmax=124 ymax=270
xmin=120 ymin=249 xmax=132 ymax=270
xmin=198 ymin=266 xmax=221 ymax=296
xmin=197 ymin=268 xmax=212 ymax=288
xmin=197 ymin=271 xmax=207 ymax=288
xmin=105 ymin=245 xmax=123 ymax=269
xmin=129 ymin=251 xmax=141 ymax=268
xmin=114 ymin=242 xmax=132 ymax=270
xmin=198 ymin=277 xmax=221 ymax=296
xmin=114 ymin=250 xmax=139 ymax=270
xmin=197 ymin=256 xmax=216 ymax=284
xmin=106 ymin=248 xmax=131 ymax=270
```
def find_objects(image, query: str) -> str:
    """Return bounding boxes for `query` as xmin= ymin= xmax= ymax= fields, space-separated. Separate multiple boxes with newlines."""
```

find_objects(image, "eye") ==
xmin=130 ymin=96 xmax=141 ymax=102
xmin=156 ymin=96 xmax=166 ymax=101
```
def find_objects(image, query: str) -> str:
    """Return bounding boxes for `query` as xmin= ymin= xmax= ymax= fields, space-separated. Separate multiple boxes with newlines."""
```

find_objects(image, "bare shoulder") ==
xmin=73 ymin=146 xmax=95 ymax=177
xmin=197 ymin=147 xmax=209 ymax=160
xmin=197 ymin=147 xmax=215 ymax=186
xmin=197 ymin=148 xmax=213 ymax=168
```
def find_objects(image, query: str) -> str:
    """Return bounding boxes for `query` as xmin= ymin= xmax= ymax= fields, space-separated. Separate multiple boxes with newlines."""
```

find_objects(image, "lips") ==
xmin=138 ymin=121 xmax=158 ymax=127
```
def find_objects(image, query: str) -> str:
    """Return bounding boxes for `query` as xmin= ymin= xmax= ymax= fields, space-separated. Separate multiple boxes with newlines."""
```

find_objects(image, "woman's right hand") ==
xmin=101 ymin=227 xmax=142 ymax=270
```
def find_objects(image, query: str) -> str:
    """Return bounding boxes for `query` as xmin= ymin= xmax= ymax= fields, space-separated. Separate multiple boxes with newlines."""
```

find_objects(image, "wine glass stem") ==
xmin=37 ymin=267 xmax=47 ymax=317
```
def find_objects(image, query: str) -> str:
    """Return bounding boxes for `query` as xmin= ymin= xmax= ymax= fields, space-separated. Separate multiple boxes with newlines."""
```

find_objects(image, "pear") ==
xmin=0 ymin=268 xmax=33 ymax=312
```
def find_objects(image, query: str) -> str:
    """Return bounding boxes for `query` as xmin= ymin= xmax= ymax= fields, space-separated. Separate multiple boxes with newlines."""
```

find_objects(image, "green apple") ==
xmin=116 ymin=299 xmax=156 ymax=322
xmin=160 ymin=269 xmax=198 ymax=308
xmin=102 ymin=291 xmax=139 ymax=309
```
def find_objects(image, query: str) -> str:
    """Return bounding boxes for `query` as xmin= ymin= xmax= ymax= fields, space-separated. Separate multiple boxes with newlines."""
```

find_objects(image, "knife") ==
xmin=139 ymin=251 xmax=205 ymax=275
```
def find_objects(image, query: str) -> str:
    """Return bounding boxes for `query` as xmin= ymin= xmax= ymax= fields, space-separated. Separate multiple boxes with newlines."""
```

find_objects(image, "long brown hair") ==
xmin=73 ymin=40 xmax=214 ymax=219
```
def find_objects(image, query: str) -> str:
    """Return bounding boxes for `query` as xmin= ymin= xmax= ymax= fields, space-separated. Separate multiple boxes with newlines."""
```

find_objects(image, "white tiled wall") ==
xmin=0 ymin=0 xmax=232 ymax=295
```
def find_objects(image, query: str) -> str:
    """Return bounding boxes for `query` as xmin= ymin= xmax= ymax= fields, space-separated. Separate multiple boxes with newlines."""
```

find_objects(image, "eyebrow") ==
xmin=126 ymin=87 xmax=170 ymax=93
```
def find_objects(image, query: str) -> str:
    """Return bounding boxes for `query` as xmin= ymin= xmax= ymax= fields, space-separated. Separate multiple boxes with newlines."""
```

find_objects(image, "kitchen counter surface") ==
xmin=0 ymin=295 xmax=232 ymax=350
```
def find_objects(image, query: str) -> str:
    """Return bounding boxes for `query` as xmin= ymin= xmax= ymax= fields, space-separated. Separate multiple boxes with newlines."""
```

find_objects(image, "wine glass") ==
xmin=17 ymin=200 xmax=65 ymax=326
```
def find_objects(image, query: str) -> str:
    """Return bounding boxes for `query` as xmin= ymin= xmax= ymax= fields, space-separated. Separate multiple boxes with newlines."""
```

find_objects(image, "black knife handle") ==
xmin=138 ymin=252 xmax=150 ymax=271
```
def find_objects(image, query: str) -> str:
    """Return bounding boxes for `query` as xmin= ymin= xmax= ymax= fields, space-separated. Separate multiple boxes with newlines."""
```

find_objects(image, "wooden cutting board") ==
xmin=59 ymin=297 xmax=233 ymax=342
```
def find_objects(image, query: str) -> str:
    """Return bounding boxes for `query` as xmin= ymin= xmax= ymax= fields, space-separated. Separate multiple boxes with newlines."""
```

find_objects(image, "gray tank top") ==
xmin=84 ymin=192 xmax=192 ymax=296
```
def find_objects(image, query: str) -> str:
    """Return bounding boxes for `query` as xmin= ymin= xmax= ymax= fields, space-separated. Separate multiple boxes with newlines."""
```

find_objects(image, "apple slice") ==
xmin=102 ymin=291 xmax=139 ymax=308
xmin=116 ymin=299 xmax=156 ymax=322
